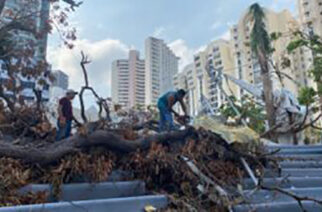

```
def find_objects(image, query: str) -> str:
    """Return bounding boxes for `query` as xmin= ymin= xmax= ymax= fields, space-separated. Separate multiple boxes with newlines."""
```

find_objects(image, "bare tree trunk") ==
xmin=257 ymin=47 xmax=276 ymax=133
xmin=0 ymin=128 xmax=195 ymax=165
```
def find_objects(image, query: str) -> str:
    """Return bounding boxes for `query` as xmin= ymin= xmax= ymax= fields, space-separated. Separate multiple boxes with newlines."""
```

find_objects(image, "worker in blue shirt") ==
xmin=157 ymin=89 xmax=187 ymax=132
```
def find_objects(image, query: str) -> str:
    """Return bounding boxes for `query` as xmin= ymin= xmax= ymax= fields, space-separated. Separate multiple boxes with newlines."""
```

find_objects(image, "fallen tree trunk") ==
xmin=0 ymin=128 xmax=195 ymax=165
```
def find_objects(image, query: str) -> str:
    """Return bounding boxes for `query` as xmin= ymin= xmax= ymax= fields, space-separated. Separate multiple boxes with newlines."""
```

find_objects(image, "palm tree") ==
xmin=248 ymin=3 xmax=276 ymax=134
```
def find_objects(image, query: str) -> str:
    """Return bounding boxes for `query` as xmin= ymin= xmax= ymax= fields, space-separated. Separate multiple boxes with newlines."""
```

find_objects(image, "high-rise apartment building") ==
xmin=173 ymin=64 xmax=198 ymax=116
xmin=52 ymin=70 xmax=69 ymax=90
xmin=193 ymin=39 xmax=237 ymax=113
xmin=298 ymin=0 xmax=322 ymax=91
xmin=111 ymin=50 xmax=145 ymax=108
xmin=298 ymin=0 xmax=322 ymax=37
xmin=145 ymin=37 xmax=179 ymax=105
xmin=1 ymin=0 xmax=50 ymax=60
xmin=230 ymin=9 xmax=309 ymax=98
xmin=0 ymin=0 xmax=51 ymax=102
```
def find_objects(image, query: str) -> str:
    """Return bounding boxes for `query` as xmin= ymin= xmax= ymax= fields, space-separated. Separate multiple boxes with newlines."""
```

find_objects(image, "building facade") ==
xmin=173 ymin=64 xmax=198 ymax=116
xmin=111 ymin=50 xmax=145 ymax=108
xmin=0 ymin=0 xmax=51 ymax=103
xmin=298 ymin=0 xmax=322 ymax=90
xmin=52 ymin=70 xmax=69 ymax=90
xmin=230 ymin=9 xmax=309 ymax=99
xmin=145 ymin=37 xmax=179 ymax=105
xmin=1 ymin=0 xmax=49 ymax=60
xmin=193 ymin=39 xmax=237 ymax=113
xmin=298 ymin=0 xmax=322 ymax=37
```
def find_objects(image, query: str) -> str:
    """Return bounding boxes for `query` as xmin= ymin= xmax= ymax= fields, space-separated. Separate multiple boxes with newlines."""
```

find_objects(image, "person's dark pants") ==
xmin=158 ymin=104 xmax=175 ymax=132
xmin=56 ymin=120 xmax=72 ymax=141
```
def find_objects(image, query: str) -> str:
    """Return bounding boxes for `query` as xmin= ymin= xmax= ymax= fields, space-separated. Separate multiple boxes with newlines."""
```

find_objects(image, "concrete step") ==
xmin=243 ymin=187 xmax=322 ymax=204
xmin=280 ymin=161 xmax=322 ymax=168
xmin=267 ymin=145 xmax=322 ymax=149
xmin=273 ymin=154 xmax=322 ymax=160
xmin=0 ymin=195 xmax=168 ymax=212
xmin=281 ymin=168 xmax=322 ymax=177
xmin=243 ymin=177 xmax=322 ymax=190
xmin=19 ymin=181 xmax=146 ymax=201
xmin=233 ymin=200 xmax=322 ymax=212
xmin=273 ymin=148 xmax=322 ymax=155
xmin=264 ymin=168 xmax=322 ymax=178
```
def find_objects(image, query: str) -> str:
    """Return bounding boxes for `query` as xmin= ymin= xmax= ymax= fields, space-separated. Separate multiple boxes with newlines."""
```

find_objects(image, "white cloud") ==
xmin=220 ymin=30 xmax=231 ymax=40
xmin=210 ymin=21 xmax=222 ymax=30
xmin=169 ymin=39 xmax=195 ymax=72
xmin=153 ymin=26 xmax=166 ymax=38
xmin=48 ymin=39 xmax=129 ymax=99
xmin=269 ymin=0 xmax=296 ymax=12
xmin=195 ymin=45 xmax=207 ymax=54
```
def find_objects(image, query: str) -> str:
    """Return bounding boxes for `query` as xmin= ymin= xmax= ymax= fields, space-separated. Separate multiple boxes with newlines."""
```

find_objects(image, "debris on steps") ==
xmin=0 ymin=106 xmax=270 ymax=211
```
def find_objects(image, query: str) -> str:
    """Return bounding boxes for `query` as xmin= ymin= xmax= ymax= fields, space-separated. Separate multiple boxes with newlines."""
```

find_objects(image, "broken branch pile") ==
xmin=0 ymin=119 xmax=268 ymax=211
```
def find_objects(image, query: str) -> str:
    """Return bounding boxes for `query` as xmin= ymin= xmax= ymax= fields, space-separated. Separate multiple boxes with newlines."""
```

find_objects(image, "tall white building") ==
xmin=111 ymin=50 xmax=145 ymax=108
xmin=298 ymin=0 xmax=322 ymax=91
xmin=173 ymin=64 xmax=198 ymax=116
xmin=145 ymin=37 xmax=179 ymax=105
xmin=193 ymin=39 xmax=237 ymax=113
xmin=298 ymin=0 xmax=322 ymax=37
xmin=52 ymin=70 xmax=69 ymax=90
xmin=230 ymin=9 xmax=309 ymax=98
xmin=1 ymin=0 xmax=50 ymax=60
xmin=0 ymin=0 xmax=51 ymax=103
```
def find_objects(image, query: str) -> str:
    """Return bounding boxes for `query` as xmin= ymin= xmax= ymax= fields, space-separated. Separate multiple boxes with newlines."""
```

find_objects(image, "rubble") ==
xmin=0 ymin=104 xmax=269 ymax=211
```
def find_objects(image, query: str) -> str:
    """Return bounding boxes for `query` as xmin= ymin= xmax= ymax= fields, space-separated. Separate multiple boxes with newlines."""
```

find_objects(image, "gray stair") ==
xmin=0 ymin=195 xmax=168 ymax=212
xmin=280 ymin=161 xmax=322 ymax=168
xmin=274 ymin=154 xmax=322 ymax=160
xmin=0 ymin=180 xmax=168 ymax=212
xmin=243 ymin=187 xmax=322 ymax=204
xmin=19 ymin=181 xmax=146 ymax=201
xmin=243 ymin=177 xmax=322 ymax=189
xmin=234 ymin=144 xmax=322 ymax=211
xmin=281 ymin=168 xmax=322 ymax=177
xmin=234 ymin=201 xmax=322 ymax=212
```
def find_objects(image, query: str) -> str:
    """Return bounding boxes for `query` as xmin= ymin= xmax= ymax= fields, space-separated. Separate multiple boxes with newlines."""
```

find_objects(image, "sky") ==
xmin=48 ymin=0 xmax=296 ymax=104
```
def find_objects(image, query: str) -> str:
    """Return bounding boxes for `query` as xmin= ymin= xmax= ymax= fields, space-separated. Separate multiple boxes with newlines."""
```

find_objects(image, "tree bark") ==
xmin=257 ymin=47 xmax=276 ymax=137
xmin=0 ymin=128 xmax=195 ymax=165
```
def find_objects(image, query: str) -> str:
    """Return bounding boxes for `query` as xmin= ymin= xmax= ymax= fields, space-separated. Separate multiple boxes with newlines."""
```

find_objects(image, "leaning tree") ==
xmin=248 ymin=3 xmax=276 ymax=134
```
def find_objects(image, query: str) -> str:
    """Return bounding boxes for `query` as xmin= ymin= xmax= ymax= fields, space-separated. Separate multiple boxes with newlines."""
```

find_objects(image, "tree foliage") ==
xmin=287 ymin=31 xmax=322 ymax=95
xmin=298 ymin=87 xmax=317 ymax=105
xmin=249 ymin=3 xmax=271 ymax=55
xmin=248 ymin=3 xmax=276 ymax=133
xmin=220 ymin=96 xmax=266 ymax=134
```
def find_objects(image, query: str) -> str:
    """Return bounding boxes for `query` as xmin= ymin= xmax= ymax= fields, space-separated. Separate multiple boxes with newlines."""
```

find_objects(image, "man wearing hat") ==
xmin=56 ymin=89 xmax=78 ymax=141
